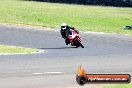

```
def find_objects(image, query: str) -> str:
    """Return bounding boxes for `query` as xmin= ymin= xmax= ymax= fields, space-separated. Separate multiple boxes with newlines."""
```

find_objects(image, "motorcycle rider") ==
xmin=60 ymin=23 xmax=79 ymax=45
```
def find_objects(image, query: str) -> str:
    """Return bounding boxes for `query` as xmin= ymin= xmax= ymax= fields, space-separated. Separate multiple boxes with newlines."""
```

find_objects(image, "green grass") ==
xmin=103 ymin=84 xmax=132 ymax=88
xmin=0 ymin=45 xmax=38 ymax=54
xmin=0 ymin=0 xmax=132 ymax=34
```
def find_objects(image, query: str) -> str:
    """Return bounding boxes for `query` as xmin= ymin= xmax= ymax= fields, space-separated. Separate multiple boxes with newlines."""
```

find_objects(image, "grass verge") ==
xmin=0 ymin=0 xmax=132 ymax=34
xmin=0 ymin=45 xmax=38 ymax=54
xmin=103 ymin=84 xmax=132 ymax=88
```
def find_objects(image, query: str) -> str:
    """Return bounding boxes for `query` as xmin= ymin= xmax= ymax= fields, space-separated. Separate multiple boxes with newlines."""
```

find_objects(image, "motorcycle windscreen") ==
xmin=66 ymin=29 xmax=72 ymax=36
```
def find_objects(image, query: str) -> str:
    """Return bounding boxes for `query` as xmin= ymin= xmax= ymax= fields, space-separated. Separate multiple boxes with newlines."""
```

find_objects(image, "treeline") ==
xmin=32 ymin=0 xmax=132 ymax=7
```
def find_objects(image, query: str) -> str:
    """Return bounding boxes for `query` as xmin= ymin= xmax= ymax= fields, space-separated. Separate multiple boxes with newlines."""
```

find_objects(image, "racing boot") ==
xmin=71 ymin=42 xmax=74 ymax=46
xmin=65 ymin=38 xmax=70 ymax=45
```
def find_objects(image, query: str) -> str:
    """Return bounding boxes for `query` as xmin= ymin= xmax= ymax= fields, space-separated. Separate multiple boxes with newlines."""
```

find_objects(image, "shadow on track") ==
xmin=39 ymin=46 xmax=77 ymax=50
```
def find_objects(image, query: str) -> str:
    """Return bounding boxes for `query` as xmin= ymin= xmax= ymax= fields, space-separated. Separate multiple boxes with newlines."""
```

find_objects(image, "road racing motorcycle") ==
xmin=66 ymin=29 xmax=84 ymax=48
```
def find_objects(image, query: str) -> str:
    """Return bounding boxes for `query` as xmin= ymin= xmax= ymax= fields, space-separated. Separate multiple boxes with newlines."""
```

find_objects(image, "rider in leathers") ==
xmin=60 ymin=23 xmax=79 ymax=45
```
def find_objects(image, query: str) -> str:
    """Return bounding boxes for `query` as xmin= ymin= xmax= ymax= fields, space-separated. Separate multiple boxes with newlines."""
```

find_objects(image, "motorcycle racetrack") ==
xmin=0 ymin=24 xmax=132 ymax=88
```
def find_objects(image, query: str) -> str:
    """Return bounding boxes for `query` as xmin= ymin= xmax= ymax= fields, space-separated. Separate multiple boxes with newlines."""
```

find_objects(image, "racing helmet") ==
xmin=61 ymin=23 xmax=68 ymax=30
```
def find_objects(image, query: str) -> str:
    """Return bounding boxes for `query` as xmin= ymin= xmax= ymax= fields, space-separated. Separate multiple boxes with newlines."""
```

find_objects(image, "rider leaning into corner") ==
xmin=60 ymin=23 xmax=79 ymax=45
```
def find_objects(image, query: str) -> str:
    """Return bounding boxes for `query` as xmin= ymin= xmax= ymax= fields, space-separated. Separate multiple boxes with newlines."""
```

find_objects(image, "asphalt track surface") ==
xmin=0 ymin=24 xmax=132 ymax=88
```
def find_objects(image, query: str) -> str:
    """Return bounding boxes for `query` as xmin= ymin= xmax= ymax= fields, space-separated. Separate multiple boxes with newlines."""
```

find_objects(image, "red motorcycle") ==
xmin=67 ymin=29 xmax=84 ymax=48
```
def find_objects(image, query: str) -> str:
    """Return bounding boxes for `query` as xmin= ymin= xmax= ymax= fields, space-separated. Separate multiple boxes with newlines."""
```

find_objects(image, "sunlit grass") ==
xmin=0 ymin=45 xmax=38 ymax=54
xmin=0 ymin=0 xmax=132 ymax=34
xmin=103 ymin=84 xmax=132 ymax=88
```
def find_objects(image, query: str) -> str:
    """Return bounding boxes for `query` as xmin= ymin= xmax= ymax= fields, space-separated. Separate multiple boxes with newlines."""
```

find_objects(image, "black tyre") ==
xmin=77 ymin=38 xmax=84 ymax=48
xmin=80 ymin=43 xmax=84 ymax=48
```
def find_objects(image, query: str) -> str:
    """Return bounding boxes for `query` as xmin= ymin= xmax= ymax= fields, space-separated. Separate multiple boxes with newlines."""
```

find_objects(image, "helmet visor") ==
xmin=61 ymin=26 xmax=66 ymax=30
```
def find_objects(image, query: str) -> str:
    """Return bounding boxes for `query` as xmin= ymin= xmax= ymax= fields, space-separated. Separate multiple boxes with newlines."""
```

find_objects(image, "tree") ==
xmin=32 ymin=0 xmax=132 ymax=7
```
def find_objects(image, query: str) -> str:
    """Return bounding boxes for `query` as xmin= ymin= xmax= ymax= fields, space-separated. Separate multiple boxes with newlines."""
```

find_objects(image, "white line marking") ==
xmin=44 ymin=72 xmax=63 ymax=74
xmin=32 ymin=72 xmax=63 ymax=75
xmin=32 ymin=73 xmax=43 ymax=75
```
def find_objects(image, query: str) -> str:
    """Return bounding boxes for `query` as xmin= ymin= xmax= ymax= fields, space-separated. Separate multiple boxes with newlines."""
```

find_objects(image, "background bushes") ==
xmin=31 ymin=0 xmax=132 ymax=7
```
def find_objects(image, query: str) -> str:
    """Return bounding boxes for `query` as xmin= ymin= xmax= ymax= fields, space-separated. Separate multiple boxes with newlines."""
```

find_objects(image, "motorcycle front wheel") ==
xmin=76 ymin=38 xmax=84 ymax=48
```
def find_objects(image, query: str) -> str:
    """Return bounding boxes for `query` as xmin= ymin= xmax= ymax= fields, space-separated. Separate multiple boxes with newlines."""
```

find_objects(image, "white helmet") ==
xmin=61 ymin=23 xmax=67 ymax=30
